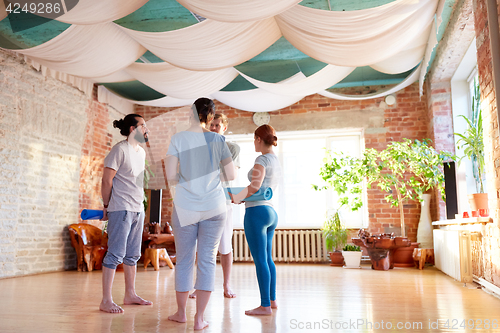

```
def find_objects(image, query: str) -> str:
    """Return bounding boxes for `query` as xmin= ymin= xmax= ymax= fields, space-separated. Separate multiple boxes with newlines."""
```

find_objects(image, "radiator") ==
xmin=433 ymin=230 xmax=473 ymax=283
xmin=232 ymin=229 xmax=328 ymax=263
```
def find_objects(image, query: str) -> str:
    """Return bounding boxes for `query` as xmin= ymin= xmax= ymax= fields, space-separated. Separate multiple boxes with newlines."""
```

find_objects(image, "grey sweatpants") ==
xmin=102 ymin=210 xmax=144 ymax=269
xmin=171 ymin=207 xmax=226 ymax=292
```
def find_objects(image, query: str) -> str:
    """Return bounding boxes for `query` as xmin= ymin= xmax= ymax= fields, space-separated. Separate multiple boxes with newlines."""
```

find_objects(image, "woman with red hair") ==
xmin=231 ymin=124 xmax=282 ymax=316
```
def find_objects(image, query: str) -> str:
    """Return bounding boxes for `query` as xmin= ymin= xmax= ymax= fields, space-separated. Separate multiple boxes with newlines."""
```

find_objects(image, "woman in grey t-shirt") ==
xmin=231 ymin=124 xmax=281 ymax=316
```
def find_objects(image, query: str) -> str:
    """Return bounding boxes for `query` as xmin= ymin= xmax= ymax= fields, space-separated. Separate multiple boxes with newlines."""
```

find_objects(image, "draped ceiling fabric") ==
xmin=0 ymin=0 xmax=450 ymax=112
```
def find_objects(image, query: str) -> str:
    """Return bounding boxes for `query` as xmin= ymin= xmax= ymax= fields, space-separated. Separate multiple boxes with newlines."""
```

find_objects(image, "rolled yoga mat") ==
xmin=224 ymin=187 xmax=273 ymax=201
xmin=80 ymin=209 xmax=104 ymax=220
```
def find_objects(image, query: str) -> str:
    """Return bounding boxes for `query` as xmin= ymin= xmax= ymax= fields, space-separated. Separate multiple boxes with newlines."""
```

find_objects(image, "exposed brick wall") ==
xmin=0 ymin=50 xmax=88 ymax=278
xmin=472 ymin=0 xmax=500 ymax=287
xmin=136 ymin=83 xmax=429 ymax=241
xmin=425 ymin=81 xmax=456 ymax=222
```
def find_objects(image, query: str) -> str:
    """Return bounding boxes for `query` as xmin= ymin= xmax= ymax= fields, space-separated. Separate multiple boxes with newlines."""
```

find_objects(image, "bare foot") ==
xmin=271 ymin=300 xmax=278 ymax=309
xmin=168 ymin=311 xmax=187 ymax=323
xmin=189 ymin=291 xmax=197 ymax=299
xmin=223 ymin=286 xmax=236 ymax=298
xmin=245 ymin=306 xmax=272 ymax=316
xmin=123 ymin=294 xmax=153 ymax=306
xmin=99 ymin=300 xmax=124 ymax=313
xmin=194 ymin=314 xmax=209 ymax=330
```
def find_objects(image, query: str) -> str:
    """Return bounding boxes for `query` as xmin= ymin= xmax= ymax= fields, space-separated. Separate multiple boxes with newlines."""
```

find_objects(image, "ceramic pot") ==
xmin=342 ymin=251 xmax=362 ymax=268
xmin=417 ymin=193 xmax=433 ymax=248
xmin=329 ymin=252 xmax=344 ymax=267
xmin=393 ymin=242 xmax=420 ymax=267
xmin=468 ymin=193 xmax=488 ymax=211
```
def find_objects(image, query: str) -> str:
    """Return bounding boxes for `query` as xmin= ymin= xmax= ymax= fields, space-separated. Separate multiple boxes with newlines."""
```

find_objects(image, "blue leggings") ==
xmin=244 ymin=205 xmax=278 ymax=307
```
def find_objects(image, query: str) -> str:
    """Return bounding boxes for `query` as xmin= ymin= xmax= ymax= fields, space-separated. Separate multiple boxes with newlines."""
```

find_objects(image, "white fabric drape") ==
xmin=238 ymin=65 xmax=354 ymax=96
xmin=124 ymin=62 xmax=238 ymax=99
xmin=23 ymin=55 xmax=94 ymax=97
xmin=176 ymin=0 xmax=300 ymax=22
xmin=97 ymin=86 xmax=134 ymax=114
xmin=90 ymin=70 xmax=135 ymax=83
xmin=19 ymin=23 xmax=145 ymax=78
xmin=26 ymin=0 xmax=149 ymax=25
xmin=118 ymin=18 xmax=281 ymax=71
xmin=212 ymin=89 xmax=305 ymax=112
xmin=370 ymin=22 xmax=432 ymax=74
xmin=134 ymin=96 xmax=195 ymax=108
xmin=276 ymin=0 xmax=438 ymax=67
xmin=320 ymin=64 xmax=421 ymax=101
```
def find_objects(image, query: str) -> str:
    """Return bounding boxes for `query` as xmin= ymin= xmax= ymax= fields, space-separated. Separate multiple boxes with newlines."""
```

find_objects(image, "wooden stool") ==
xmin=413 ymin=248 xmax=435 ymax=270
xmin=144 ymin=248 xmax=174 ymax=270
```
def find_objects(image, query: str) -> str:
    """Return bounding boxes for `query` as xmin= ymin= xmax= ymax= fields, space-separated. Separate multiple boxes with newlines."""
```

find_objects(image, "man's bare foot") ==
xmin=168 ymin=312 xmax=187 ymax=323
xmin=123 ymin=294 xmax=153 ymax=306
xmin=223 ymin=286 xmax=236 ymax=298
xmin=271 ymin=300 xmax=278 ymax=309
xmin=189 ymin=291 xmax=197 ymax=299
xmin=99 ymin=300 xmax=124 ymax=313
xmin=245 ymin=306 xmax=272 ymax=316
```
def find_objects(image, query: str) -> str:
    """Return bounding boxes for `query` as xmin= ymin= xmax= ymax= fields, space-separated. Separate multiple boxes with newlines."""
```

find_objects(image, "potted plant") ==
xmin=322 ymin=209 xmax=348 ymax=266
xmin=454 ymin=77 xmax=487 ymax=211
xmin=313 ymin=139 xmax=454 ymax=266
xmin=341 ymin=244 xmax=362 ymax=268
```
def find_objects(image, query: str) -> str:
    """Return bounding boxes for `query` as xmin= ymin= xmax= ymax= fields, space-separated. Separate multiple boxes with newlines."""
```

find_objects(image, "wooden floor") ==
xmin=0 ymin=263 xmax=499 ymax=332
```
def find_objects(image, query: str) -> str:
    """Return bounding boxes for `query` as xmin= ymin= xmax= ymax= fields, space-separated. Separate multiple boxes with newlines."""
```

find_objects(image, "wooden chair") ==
xmin=68 ymin=223 xmax=108 ymax=272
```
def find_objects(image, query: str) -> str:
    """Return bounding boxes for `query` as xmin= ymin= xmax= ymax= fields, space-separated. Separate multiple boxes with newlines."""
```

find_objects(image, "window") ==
xmin=226 ymin=129 xmax=367 ymax=229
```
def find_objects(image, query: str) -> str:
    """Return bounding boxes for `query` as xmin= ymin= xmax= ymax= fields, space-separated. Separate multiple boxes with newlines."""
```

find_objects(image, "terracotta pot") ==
xmin=329 ymin=252 xmax=345 ymax=267
xmin=393 ymin=242 xmax=420 ymax=267
xmin=468 ymin=193 xmax=488 ymax=211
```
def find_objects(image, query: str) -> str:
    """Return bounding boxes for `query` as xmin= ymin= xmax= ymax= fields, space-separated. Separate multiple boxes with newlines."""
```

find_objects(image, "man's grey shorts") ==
xmin=102 ymin=210 xmax=144 ymax=270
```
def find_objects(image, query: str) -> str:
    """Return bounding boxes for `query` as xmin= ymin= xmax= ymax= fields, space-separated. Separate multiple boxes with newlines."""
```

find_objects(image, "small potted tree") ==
xmin=455 ymin=78 xmax=487 ymax=212
xmin=314 ymin=139 xmax=454 ymax=268
xmin=322 ymin=209 xmax=348 ymax=266
xmin=342 ymin=244 xmax=362 ymax=268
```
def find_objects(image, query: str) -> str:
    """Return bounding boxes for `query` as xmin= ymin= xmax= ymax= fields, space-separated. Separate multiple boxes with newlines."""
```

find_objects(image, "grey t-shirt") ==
xmin=167 ymin=131 xmax=232 ymax=211
xmin=222 ymin=141 xmax=240 ymax=187
xmin=104 ymin=140 xmax=145 ymax=213
xmin=245 ymin=153 xmax=281 ymax=208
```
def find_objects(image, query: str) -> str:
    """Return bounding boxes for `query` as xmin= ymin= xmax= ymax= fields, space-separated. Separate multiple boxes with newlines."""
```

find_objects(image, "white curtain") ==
xmin=370 ymin=22 xmax=432 ymax=74
xmin=97 ymin=86 xmax=134 ymax=114
xmin=176 ymin=0 xmax=300 ymax=22
xmin=124 ymin=62 xmax=238 ymax=99
xmin=212 ymin=89 xmax=305 ymax=112
xmin=238 ymin=65 xmax=355 ymax=96
xmin=23 ymin=55 xmax=94 ymax=97
xmin=319 ymin=64 xmax=421 ymax=100
xmin=0 ymin=0 xmax=445 ymax=109
xmin=275 ymin=0 xmax=438 ymax=67
xmin=19 ymin=23 xmax=145 ymax=78
xmin=118 ymin=17 xmax=281 ymax=71
xmin=90 ymin=70 xmax=135 ymax=83
xmin=133 ymin=96 xmax=195 ymax=108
